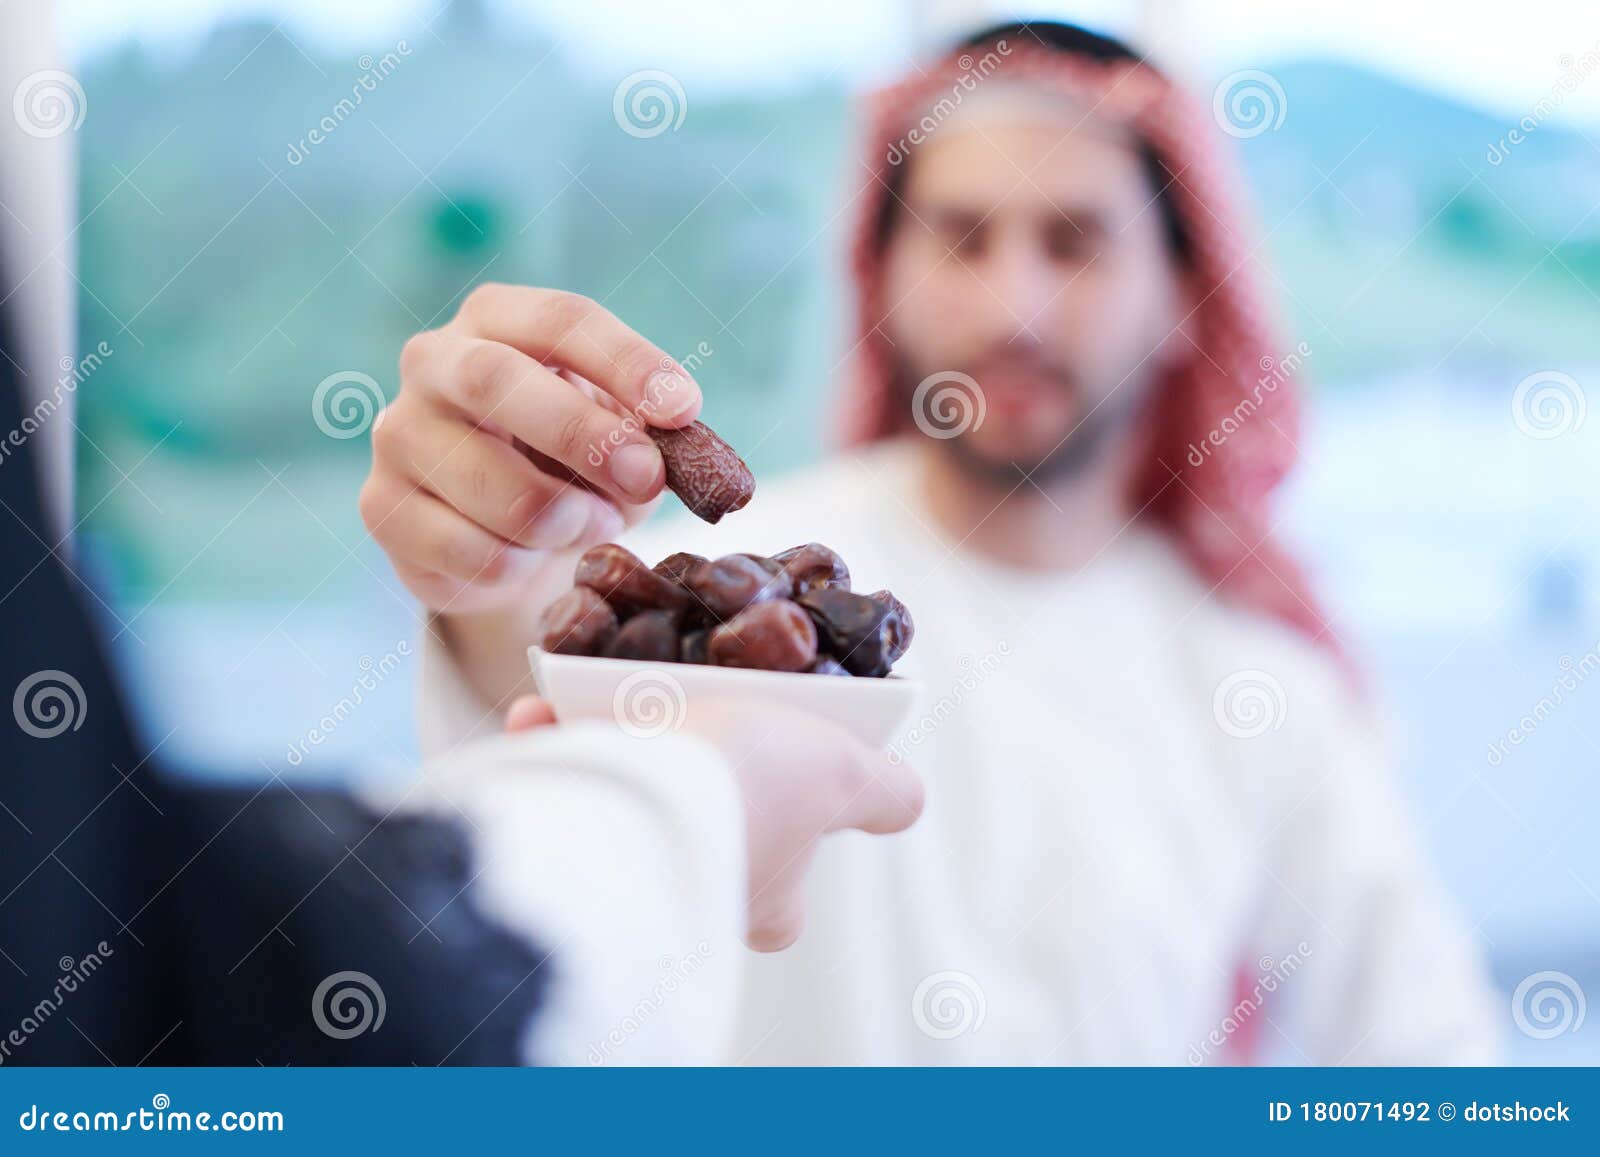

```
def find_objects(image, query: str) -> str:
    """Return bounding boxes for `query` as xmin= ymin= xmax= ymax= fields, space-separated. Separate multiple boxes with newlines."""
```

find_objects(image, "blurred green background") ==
xmin=70 ymin=5 xmax=1600 ymax=603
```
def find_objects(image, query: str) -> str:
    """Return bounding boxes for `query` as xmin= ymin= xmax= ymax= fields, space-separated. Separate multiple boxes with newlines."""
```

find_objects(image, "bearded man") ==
xmin=364 ymin=21 xmax=1499 ymax=1064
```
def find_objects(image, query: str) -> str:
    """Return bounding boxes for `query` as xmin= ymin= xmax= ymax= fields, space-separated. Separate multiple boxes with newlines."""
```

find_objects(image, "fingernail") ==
xmin=648 ymin=370 xmax=701 ymax=422
xmin=523 ymin=490 xmax=595 ymax=549
xmin=609 ymin=442 xmax=663 ymax=500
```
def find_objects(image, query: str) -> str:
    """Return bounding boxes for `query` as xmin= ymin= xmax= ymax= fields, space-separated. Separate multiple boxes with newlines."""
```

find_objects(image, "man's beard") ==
xmin=893 ymin=357 xmax=1146 ymax=488
xmin=945 ymin=399 xmax=1135 ymax=486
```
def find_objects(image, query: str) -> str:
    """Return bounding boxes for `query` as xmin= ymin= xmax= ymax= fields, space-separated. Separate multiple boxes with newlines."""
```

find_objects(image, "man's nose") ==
xmin=972 ymin=235 xmax=1057 ymax=339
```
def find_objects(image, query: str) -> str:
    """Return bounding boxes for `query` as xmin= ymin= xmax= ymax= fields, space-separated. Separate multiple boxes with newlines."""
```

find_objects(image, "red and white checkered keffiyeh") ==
xmin=838 ymin=39 xmax=1338 ymax=654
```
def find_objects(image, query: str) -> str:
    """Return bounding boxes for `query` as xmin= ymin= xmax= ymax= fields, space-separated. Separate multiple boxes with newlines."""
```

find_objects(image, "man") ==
xmin=0 ymin=2 xmax=920 ymax=1066
xmin=367 ymin=22 xmax=1500 ymax=1063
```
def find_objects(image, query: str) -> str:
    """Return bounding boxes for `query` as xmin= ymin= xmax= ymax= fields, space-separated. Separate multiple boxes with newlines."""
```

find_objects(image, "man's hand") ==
xmin=360 ymin=285 xmax=703 ymax=615
xmin=506 ymin=696 xmax=925 ymax=952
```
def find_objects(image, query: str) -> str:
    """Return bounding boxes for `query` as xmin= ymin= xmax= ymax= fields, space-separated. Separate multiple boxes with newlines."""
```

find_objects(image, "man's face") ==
xmin=881 ymin=99 xmax=1188 ymax=483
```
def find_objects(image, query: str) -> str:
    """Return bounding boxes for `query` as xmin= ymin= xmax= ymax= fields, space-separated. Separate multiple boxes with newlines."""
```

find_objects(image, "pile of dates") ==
xmin=539 ymin=543 xmax=914 ymax=676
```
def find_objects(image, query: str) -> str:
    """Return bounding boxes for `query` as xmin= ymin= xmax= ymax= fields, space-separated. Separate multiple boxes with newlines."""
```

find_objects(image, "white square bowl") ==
xmin=527 ymin=646 xmax=921 ymax=749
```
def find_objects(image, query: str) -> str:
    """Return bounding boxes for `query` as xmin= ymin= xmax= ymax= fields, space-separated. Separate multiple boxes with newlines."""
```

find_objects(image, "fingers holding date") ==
xmin=539 ymin=542 xmax=913 ymax=677
xmin=372 ymin=285 xmax=772 ymax=617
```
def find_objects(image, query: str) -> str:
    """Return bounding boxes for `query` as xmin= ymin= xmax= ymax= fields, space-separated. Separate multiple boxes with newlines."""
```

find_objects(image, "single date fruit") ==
xmin=797 ymin=588 xmax=897 ymax=677
xmin=539 ymin=587 xmax=618 ymax=656
xmin=603 ymin=610 xmax=682 ymax=662
xmin=737 ymin=553 xmax=795 ymax=596
xmin=648 ymin=421 xmax=755 ymax=524
xmin=708 ymin=600 xmax=817 ymax=672
xmin=774 ymin=542 xmax=850 ymax=595
xmin=652 ymin=551 xmax=706 ymax=586
xmin=867 ymin=589 xmax=915 ymax=663
xmin=683 ymin=555 xmax=789 ymax=623
xmin=574 ymin=543 xmax=688 ymax=618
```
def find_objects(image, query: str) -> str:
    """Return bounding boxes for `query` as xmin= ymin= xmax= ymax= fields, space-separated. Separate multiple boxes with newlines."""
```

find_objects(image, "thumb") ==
xmin=829 ymin=746 xmax=925 ymax=836
xmin=505 ymin=695 xmax=559 ymax=733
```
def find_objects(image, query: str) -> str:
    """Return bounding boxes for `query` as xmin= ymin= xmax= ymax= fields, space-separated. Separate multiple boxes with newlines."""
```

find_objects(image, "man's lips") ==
xmin=969 ymin=366 xmax=1075 ymax=418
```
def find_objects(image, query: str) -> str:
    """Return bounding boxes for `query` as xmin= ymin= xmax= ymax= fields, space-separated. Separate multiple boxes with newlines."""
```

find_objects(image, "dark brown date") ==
xmin=774 ymin=543 xmax=850 ymax=595
xmin=708 ymin=600 xmax=817 ymax=672
xmin=683 ymin=555 xmax=789 ymax=623
xmin=736 ymin=553 xmax=795 ymax=597
xmin=539 ymin=587 xmax=618 ymax=656
xmin=648 ymin=421 xmax=755 ymax=524
xmin=680 ymin=628 xmax=710 ymax=666
xmin=796 ymin=588 xmax=896 ymax=677
xmin=574 ymin=543 xmax=689 ymax=618
xmin=867 ymin=589 xmax=914 ymax=663
xmin=652 ymin=551 xmax=707 ymax=586
xmin=603 ymin=610 xmax=682 ymax=662
xmin=809 ymin=654 xmax=851 ymax=676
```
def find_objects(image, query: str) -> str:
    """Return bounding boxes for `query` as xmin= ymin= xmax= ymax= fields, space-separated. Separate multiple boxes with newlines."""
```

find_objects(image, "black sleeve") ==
xmin=1 ymin=761 xmax=550 ymax=1067
xmin=142 ymin=779 xmax=551 ymax=1065
xmin=0 ymin=496 xmax=548 ymax=1064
